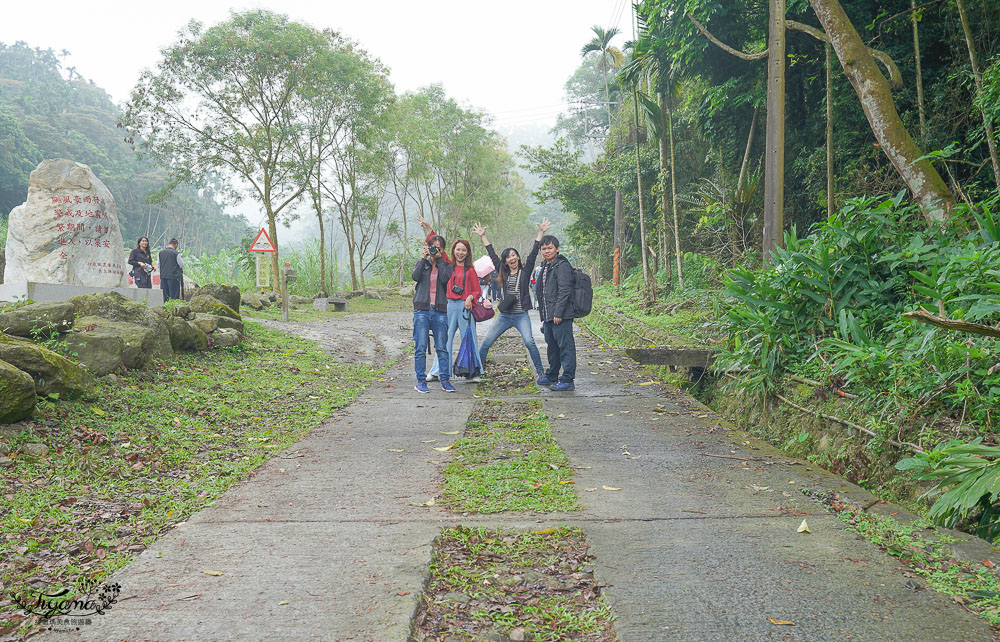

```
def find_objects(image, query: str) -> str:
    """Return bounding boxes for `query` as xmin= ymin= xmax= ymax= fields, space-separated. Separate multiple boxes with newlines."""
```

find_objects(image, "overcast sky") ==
xmin=1 ymin=0 xmax=632 ymax=129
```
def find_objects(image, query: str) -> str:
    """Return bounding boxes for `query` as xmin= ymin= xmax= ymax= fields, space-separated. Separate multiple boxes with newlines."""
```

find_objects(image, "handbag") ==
xmin=471 ymin=295 xmax=495 ymax=322
xmin=498 ymin=294 xmax=517 ymax=313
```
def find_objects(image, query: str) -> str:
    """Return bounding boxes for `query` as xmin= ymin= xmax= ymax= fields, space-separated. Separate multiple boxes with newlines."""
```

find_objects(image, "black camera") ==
xmin=451 ymin=284 xmax=464 ymax=295
xmin=428 ymin=245 xmax=439 ymax=256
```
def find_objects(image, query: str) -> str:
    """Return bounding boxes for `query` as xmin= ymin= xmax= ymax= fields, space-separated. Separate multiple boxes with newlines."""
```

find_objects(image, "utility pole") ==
xmin=762 ymin=0 xmax=786 ymax=264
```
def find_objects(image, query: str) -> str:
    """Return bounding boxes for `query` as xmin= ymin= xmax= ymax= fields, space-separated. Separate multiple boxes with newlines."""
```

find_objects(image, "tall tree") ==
xmin=581 ymin=26 xmax=625 ymax=286
xmin=120 ymin=10 xmax=336 ymax=297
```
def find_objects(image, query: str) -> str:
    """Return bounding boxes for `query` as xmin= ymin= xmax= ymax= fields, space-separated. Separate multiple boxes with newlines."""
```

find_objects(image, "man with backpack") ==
xmin=536 ymin=234 xmax=577 ymax=391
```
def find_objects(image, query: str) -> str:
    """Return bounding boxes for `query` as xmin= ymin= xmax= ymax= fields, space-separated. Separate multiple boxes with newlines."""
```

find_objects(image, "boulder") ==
xmin=190 ymin=313 xmax=219 ymax=334
xmin=189 ymin=294 xmax=240 ymax=320
xmin=241 ymin=292 xmax=265 ymax=311
xmin=289 ymin=295 xmax=312 ymax=306
xmin=0 ymin=302 xmax=75 ymax=337
xmin=191 ymin=313 xmax=243 ymax=335
xmin=0 ymin=334 xmax=95 ymax=397
xmin=213 ymin=328 xmax=242 ymax=348
xmin=68 ymin=292 xmax=173 ymax=358
xmin=3 ymin=159 xmax=128 ymax=286
xmin=366 ymin=290 xmax=384 ymax=301
xmin=398 ymin=285 xmax=413 ymax=297
xmin=0 ymin=359 xmax=35 ymax=423
xmin=197 ymin=284 xmax=240 ymax=312
xmin=166 ymin=318 xmax=208 ymax=352
xmin=65 ymin=316 xmax=169 ymax=375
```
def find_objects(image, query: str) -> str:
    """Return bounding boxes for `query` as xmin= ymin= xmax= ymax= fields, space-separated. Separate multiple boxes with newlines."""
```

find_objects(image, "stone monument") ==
xmin=0 ymin=159 xmax=161 ymax=304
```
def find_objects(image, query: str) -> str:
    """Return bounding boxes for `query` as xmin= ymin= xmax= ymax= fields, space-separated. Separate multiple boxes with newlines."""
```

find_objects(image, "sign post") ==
xmin=248 ymin=228 xmax=276 ymax=293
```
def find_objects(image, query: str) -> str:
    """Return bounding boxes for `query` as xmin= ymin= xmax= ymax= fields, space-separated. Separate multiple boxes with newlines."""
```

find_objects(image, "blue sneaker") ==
xmin=536 ymin=375 xmax=554 ymax=386
xmin=550 ymin=381 xmax=575 ymax=391
xmin=414 ymin=380 xmax=429 ymax=394
xmin=441 ymin=379 xmax=456 ymax=392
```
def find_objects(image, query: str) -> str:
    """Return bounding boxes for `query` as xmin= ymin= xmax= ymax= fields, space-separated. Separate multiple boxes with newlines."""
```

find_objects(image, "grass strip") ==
xmin=806 ymin=488 xmax=1000 ymax=626
xmin=0 ymin=322 xmax=381 ymax=636
xmin=412 ymin=525 xmax=616 ymax=641
xmin=478 ymin=359 xmax=539 ymax=396
xmin=442 ymin=400 xmax=578 ymax=513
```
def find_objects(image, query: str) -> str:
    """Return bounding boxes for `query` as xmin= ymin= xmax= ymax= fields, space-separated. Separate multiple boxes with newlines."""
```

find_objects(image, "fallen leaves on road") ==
xmin=602 ymin=486 xmax=621 ymax=491
xmin=201 ymin=570 xmax=224 ymax=576
xmin=433 ymin=444 xmax=455 ymax=452
xmin=797 ymin=519 xmax=811 ymax=534
xmin=387 ymin=448 xmax=405 ymax=452
xmin=768 ymin=618 xmax=795 ymax=625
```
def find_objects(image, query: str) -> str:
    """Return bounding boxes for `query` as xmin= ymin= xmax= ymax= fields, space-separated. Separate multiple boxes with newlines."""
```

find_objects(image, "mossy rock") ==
xmin=64 ymin=316 xmax=172 ymax=375
xmin=0 ymin=359 xmax=35 ymax=423
xmin=167 ymin=318 xmax=209 ymax=352
xmin=196 ymin=284 xmax=240 ymax=312
xmin=189 ymin=294 xmax=240 ymax=320
xmin=212 ymin=327 xmax=242 ymax=348
xmin=0 ymin=302 xmax=75 ymax=337
xmin=191 ymin=313 xmax=244 ymax=335
xmin=68 ymin=292 xmax=171 ymax=336
xmin=0 ymin=334 xmax=95 ymax=397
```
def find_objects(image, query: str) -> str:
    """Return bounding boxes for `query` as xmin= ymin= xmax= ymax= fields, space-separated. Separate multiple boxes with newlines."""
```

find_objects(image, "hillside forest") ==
xmin=528 ymin=0 xmax=1000 ymax=542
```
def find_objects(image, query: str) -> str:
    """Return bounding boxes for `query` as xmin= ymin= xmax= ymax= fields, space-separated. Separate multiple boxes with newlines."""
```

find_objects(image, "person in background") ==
xmin=427 ymin=238 xmax=483 ymax=383
xmin=128 ymin=236 xmax=154 ymax=289
xmin=488 ymin=269 xmax=502 ymax=301
xmin=473 ymin=219 xmax=550 ymax=381
xmin=158 ymin=238 xmax=184 ymax=301
xmin=412 ymin=234 xmax=453 ymax=393
xmin=536 ymin=234 xmax=576 ymax=391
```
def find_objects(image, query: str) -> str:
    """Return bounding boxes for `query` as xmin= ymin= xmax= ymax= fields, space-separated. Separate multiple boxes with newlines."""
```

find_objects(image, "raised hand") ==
xmin=472 ymin=222 xmax=486 ymax=237
xmin=538 ymin=218 xmax=552 ymax=234
xmin=417 ymin=216 xmax=432 ymax=233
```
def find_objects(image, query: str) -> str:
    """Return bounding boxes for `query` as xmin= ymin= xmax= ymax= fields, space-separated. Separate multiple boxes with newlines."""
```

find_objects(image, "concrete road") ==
xmin=44 ymin=312 xmax=994 ymax=641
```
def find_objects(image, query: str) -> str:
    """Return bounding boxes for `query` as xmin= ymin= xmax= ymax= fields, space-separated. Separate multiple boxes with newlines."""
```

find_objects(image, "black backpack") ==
xmin=572 ymin=268 xmax=593 ymax=317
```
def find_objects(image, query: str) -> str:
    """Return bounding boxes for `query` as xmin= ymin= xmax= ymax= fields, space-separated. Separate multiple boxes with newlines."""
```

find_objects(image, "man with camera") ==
xmin=412 ymin=234 xmax=455 ymax=393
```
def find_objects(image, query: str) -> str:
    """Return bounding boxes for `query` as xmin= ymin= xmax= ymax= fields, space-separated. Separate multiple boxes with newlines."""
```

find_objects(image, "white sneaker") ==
xmin=427 ymin=374 xmax=439 ymax=382
xmin=469 ymin=376 xmax=482 ymax=383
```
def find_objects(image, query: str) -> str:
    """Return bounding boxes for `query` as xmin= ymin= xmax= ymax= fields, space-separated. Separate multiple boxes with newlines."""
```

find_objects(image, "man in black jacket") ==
xmin=158 ymin=238 xmax=183 ymax=301
xmin=536 ymin=235 xmax=576 ymax=391
xmin=412 ymin=235 xmax=455 ymax=393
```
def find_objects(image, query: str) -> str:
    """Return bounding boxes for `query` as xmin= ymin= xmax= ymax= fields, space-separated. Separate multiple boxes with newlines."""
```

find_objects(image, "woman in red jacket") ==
xmin=427 ymin=238 xmax=484 ymax=383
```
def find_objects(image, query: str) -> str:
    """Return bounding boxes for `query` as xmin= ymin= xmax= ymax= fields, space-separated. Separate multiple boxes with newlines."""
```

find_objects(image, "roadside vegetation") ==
xmin=412 ymin=525 xmax=616 ymax=641
xmin=0 ymin=322 xmax=381 ymax=636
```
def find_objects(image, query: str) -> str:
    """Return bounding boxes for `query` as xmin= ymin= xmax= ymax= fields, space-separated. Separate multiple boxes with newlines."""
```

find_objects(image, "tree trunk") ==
xmin=666 ymin=93 xmax=683 ymax=289
xmin=658 ymin=88 xmax=672 ymax=282
xmin=737 ymin=107 xmax=758 ymax=258
xmin=826 ymin=43 xmax=835 ymax=213
xmin=763 ymin=0 xmax=786 ymax=264
xmin=955 ymin=0 xmax=1000 ymax=186
xmin=809 ymin=0 xmax=953 ymax=220
xmin=911 ymin=0 xmax=926 ymax=140
xmin=632 ymin=89 xmax=653 ymax=303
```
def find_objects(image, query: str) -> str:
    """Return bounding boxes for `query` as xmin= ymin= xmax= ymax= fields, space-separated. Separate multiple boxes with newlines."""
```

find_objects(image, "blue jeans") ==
xmin=413 ymin=309 xmax=449 ymax=382
xmin=428 ymin=299 xmax=483 ymax=378
xmin=542 ymin=319 xmax=576 ymax=383
xmin=479 ymin=312 xmax=544 ymax=375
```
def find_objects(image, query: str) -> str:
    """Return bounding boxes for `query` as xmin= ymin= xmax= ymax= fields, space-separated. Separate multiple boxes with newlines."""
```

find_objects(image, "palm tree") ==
xmin=618 ymin=13 xmax=684 ymax=290
xmin=581 ymin=26 xmax=625 ymax=287
xmin=580 ymin=26 xmax=624 ymax=137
